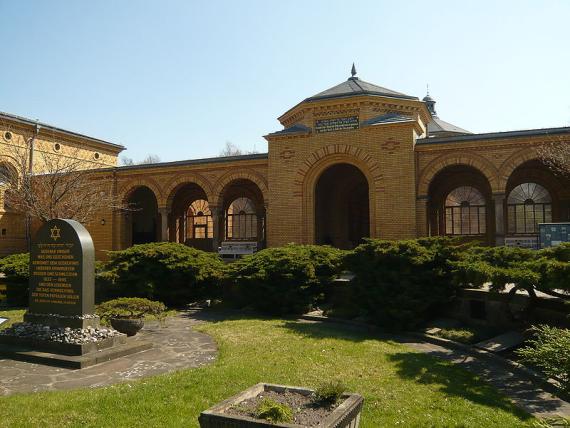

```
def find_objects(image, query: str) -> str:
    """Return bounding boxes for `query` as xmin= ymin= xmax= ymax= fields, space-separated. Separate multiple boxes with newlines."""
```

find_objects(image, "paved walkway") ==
xmin=0 ymin=312 xmax=217 ymax=396
xmin=402 ymin=339 xmax=570 ymax=420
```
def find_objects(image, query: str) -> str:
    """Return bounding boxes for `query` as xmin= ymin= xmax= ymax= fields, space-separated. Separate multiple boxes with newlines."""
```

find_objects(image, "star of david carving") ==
xmin=50 ymin=225 xmax=61 ymax=241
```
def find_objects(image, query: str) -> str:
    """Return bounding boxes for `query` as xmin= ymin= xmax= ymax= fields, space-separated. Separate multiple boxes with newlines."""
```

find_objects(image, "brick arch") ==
xmin=0 ymin=158 xmax=18 ymax=180
xmin=297 ymin=146 xmax=381 ymax=243
xmin=211 ymin=169 xmax=268 ymax=207
xmin=295 ymin=145 xmax=382 ymax=191
xmin=117 ymin=178 xmax=163 ymax=205
xmin=498 ymin=147 xmax=541 ymax=190
xmin=418 ymin=152 xmax=500 ymax=196
xmin=162 ymin=173 xmax=214 ymax=209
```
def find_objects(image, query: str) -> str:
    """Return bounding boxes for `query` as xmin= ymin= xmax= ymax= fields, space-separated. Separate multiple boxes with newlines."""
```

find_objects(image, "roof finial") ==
xmin=426 ymin=83 xmax=430 ymax=96
xmin=351 ymin=63 xmax=357 ymax=78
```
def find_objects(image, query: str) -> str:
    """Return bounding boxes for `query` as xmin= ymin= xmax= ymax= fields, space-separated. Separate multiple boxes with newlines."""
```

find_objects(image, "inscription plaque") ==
xmin=315 ymin=116 xmax=359 ymax=133
xmin=28 ymin=219 xmax=95 ymax=317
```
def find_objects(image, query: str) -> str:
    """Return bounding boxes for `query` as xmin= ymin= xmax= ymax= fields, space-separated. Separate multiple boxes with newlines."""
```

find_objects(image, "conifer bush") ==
xmin=339 ymin=237 xmax=463 ymax=329
xmin=516 ymin=324 xmax=570 ymax=393
xmin=98 ymin=242 xmax=225 ymax=305
xmin=223 ymin=244 xmax=344 ymax=315
xmin=0 ymin=253 xmax=30 ymax=306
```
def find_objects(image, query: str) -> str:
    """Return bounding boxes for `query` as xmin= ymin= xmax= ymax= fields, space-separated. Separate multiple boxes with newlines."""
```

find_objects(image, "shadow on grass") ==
xmin=178 ymin=306 xmax=282 ymax=324
xmin=280 ymin=318 xmax=396 ymax=343
xmin=387 ymin=351 xmax=532 ymax=422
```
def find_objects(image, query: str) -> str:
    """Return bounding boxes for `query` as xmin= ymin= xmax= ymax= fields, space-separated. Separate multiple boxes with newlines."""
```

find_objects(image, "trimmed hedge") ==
xmin=337 ymin=237 xmax=464 ymax=330
xmin=98 ymin=243 xmax=225 ymax=305
xmin=223 ymin=244 xmax=344 ymax=315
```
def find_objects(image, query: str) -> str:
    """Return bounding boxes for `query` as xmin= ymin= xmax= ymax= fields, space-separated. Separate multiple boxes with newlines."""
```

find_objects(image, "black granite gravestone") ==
xmin=24 ymin=219 xmax=99 ymax=329
xmin=0 ymin=219 xmax=153 ymax=369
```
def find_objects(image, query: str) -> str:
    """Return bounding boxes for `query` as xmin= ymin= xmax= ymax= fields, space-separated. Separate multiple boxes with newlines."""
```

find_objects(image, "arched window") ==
xmin=0 ymin=165 xmax=14 ymax=210
xmin=0 ymin=165 xmax=12 ymax=187
xmin=507 ymin=183 xmax=552 ymax=234
xmin=186 ymin=199 xmax=212 ymax=239
xmin=444 ymin=186 xmax=487 ymax=235
xmin=226 ymin=197 xmax=257 ymax=240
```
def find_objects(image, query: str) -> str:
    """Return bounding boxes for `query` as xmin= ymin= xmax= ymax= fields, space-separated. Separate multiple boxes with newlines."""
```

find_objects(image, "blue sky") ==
xmin=1 ymin=1 xmax=569 ymax=162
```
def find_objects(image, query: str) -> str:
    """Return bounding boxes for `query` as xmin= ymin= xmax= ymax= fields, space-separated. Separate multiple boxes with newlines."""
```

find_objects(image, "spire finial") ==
xmin=351 ymin=63 xmax=357 ymax=78
xmin=426 ymin=83 xmax=430 ymax=96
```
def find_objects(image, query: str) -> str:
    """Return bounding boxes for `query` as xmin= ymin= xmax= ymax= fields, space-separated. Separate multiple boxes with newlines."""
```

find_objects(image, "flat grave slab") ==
xmin=474 ymin=331 xmax=524 ymax=353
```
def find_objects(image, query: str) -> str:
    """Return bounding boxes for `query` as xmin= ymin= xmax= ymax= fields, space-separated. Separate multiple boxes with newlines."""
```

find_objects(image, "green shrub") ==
xmin=341 ymin=237 xmax=462 ymax=330
xmin=96 ymin=297 xmax=166 ymax=322
xmin=314 ymin=380 xmax=346 ymax=405
xmin=0 ymin=253 xmax=29 ymax=282
xmin=98 ymin=243 xmax=225 ymax=305
xmin=224 ymin=244 xmax=344 ymax=315
xmin=254 ymin=398 xmax=293 ymax=424
xmin=516 ymin=325 xmax=570 ymax=393
xmin=0 ymin=253 xmax=30 ymax=306
xmin=453 ymin=244 xmax=570 ymax=297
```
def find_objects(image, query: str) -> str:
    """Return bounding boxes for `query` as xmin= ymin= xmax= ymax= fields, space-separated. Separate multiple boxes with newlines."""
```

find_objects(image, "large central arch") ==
xmin=315 ymin=163 xmax=369 ymax=249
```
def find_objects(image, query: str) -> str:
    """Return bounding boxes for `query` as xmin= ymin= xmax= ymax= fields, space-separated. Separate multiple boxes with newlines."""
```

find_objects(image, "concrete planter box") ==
xmin=199 ymin=383 xmax=363 ymax=428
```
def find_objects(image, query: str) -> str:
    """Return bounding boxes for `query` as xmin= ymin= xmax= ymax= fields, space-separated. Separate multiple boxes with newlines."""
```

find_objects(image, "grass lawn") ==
xmin=0 ymin=308 xmax=25 ymax=329
xmin=0 ymin=311 xmax=536 ymax=427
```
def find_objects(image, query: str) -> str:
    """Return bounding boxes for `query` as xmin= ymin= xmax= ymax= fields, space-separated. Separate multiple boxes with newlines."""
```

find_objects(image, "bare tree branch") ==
xmin=1 ymin=131 xmax=125 ymax=225
xmin=537 ymin=135 xmax=570 ymax=178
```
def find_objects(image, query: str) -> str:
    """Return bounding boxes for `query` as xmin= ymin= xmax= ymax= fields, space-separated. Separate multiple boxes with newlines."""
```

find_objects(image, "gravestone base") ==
xmin=0 ymin=332 xmax=128 ymax=355
xmin=23 ymin=312 xmax=101 ymax=329
xmin=0 ymin=338 xmax=153 ymax=369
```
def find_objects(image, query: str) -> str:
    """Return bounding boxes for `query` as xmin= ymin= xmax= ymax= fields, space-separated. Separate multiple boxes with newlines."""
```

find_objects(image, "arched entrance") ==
xmin=315 ymin=163 xmax=369 ymax=249
xmin=220 ymin=178 xmax=266 ymax=247
xmin=427 ymin=165 xmax=494 ymax=244
xmin=505 ymin=160 xmax=570 ymax=240
xmin=168 ymin=183 xmax=213 ymax=251
xmin=126 ymin=186 xmax=159 ymax=245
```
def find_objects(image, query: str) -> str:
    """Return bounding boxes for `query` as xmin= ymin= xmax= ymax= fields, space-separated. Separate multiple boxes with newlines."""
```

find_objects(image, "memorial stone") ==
xmin=24 ymin=218 xmax=99 ymax=329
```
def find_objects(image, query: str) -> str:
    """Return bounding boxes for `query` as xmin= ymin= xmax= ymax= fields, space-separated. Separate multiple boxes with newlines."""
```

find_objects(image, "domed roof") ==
xmin=305 ymin=65 xmax=417 ymax=102
xmin=306 ymin=76 xmax=418 ymax=102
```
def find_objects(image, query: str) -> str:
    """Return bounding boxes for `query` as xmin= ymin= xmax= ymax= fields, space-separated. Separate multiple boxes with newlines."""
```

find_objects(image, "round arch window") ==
xmin=186 ymin=199 xmax=212 ymax=239
xmin=507 ymin=183 xmax=552 ymax=234
xmin=226 ymin=197 xmax=257 ymax=240
xmin=444 ymin=186 xmax=487 ymax=235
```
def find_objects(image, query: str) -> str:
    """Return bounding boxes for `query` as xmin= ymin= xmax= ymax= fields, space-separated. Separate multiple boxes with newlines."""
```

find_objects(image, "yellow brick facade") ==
xmin=1 ymin=76 xmax=570 ymax=259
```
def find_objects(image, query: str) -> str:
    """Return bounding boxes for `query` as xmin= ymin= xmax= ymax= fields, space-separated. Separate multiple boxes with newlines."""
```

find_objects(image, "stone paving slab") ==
xmin=402 ymin=340 xmax=570 ymax=419
xmin=0 ymin=312 xmax=217 ymax=396
xmin=474 ymin=330 xmax=525 ymax=353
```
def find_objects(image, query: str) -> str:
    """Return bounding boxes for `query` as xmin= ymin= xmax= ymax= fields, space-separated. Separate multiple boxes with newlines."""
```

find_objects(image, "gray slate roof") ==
xmin=418 ymin=126 xmax=570 ymax=145
xmin=427 ymin=117 xmax=471 ymax=136
xmin=268 ymin=123 xmax=311 ymax=136
xmin=0 ymin=111 xmax=125 ymax=150
xmin=362 ymin=113 xmax=415 ymax=126
xmin=306 ymin=77 xmax=418 ymax=102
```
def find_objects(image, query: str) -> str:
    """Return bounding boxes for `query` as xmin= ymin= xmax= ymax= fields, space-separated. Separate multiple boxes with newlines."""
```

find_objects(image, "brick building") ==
xmin=2 ymin=70 xmax=570 ymax=259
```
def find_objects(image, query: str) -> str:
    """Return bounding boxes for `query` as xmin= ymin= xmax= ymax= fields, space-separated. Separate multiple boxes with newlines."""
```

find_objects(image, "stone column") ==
xmin=493 ymin=193 xmax=506 ymax=246
xmin=210 ymin=205 xmax=221 ymax=251
xmin=158 ymin=207 xmax=170 ymax=242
